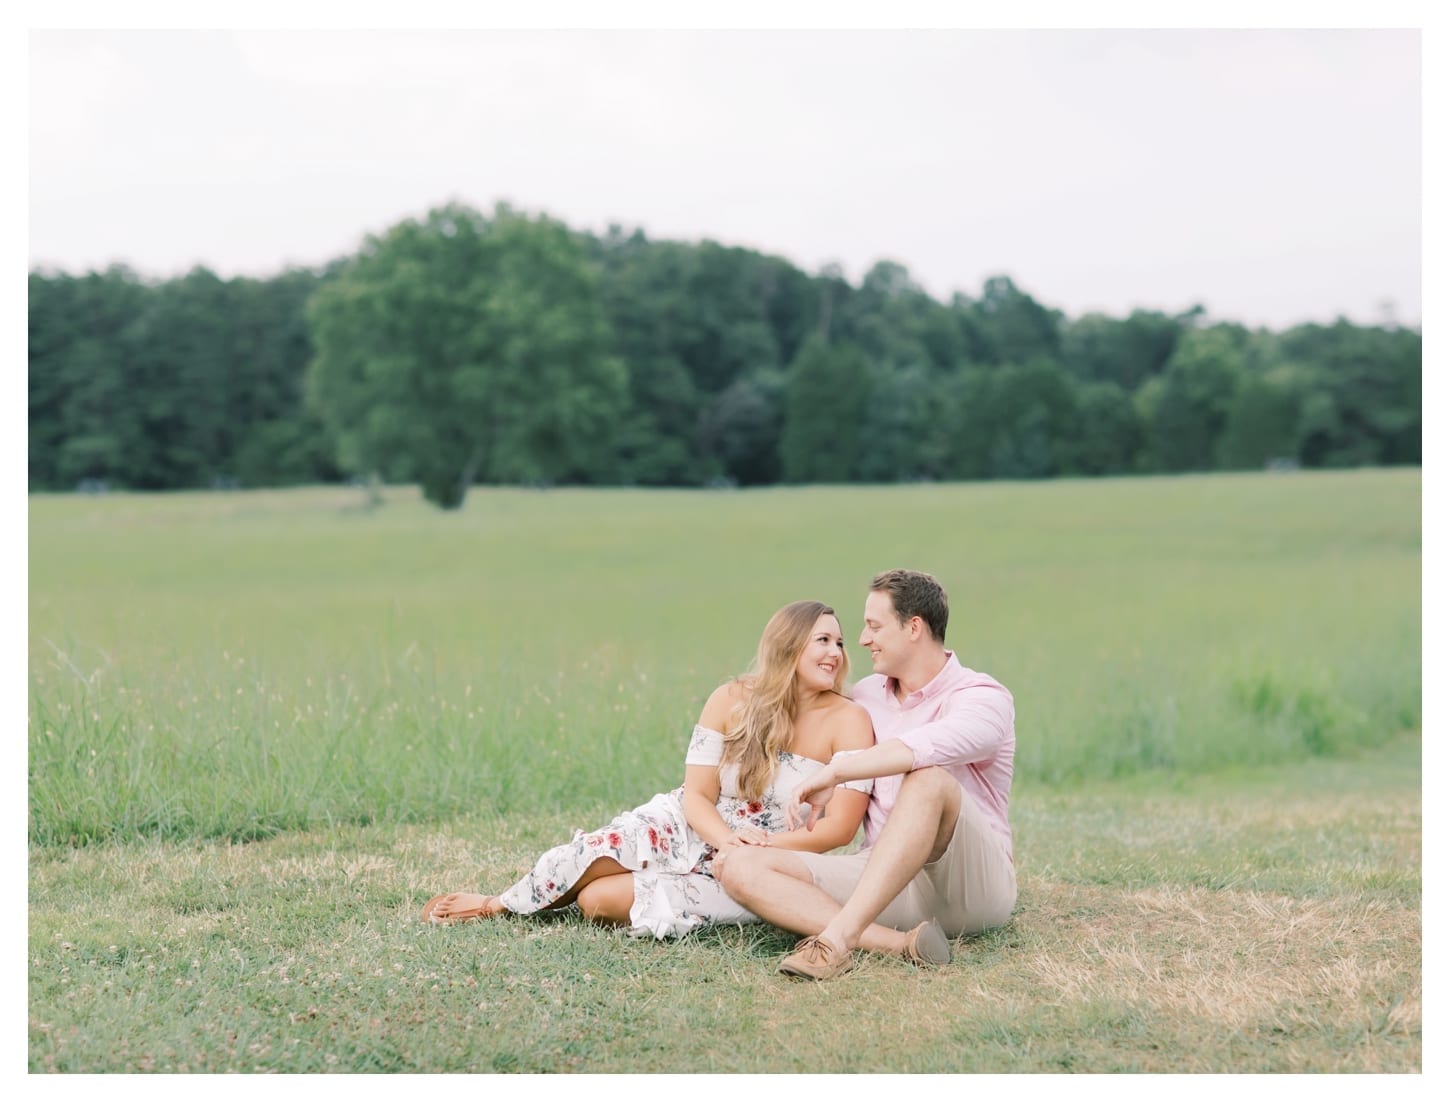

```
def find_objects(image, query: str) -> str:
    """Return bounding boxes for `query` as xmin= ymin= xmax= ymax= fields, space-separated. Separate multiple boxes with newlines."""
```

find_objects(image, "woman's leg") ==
xmin=576 ymin=872 xmax=637 ymax=926
xmin=425 ymin=804 xmax=674 ymax=924
xmin=542 ymin=857 xmax=630 ymax=911
xmin=422 ymin=891 xmax=506 ymax=923
xmin=425 ymin=855 xmax=631 ymax=923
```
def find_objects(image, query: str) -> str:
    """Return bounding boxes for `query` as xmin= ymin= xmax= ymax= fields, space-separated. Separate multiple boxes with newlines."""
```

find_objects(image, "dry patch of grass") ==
xmin=999 ymin=880 xmax=1418 ymax=1072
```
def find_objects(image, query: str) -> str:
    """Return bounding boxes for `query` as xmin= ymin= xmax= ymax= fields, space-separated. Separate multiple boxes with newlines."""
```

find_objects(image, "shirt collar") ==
xmin=886 ymin=651 xmax=961 ymax=705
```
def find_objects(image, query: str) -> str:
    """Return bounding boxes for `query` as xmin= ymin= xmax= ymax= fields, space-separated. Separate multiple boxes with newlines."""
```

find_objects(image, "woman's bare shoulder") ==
xmin=825 ymin=694 xmax=874 ymax=750
xmin=699 ymin=678 xmax=750 ymax=728
xmin=819 ymin=691 xmax=867 ymax=717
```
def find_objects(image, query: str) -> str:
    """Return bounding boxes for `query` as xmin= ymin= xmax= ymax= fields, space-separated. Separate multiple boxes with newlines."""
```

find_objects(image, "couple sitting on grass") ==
xmin=421 ymin=569 xmax=1016 ymax=980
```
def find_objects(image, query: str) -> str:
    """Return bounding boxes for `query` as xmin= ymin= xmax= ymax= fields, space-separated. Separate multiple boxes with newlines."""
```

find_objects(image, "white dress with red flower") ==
xmin=494 ymin=724 xmax=872 ymax=939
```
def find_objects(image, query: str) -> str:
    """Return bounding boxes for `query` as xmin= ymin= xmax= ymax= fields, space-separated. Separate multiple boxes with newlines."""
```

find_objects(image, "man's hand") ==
xmin=787 ymin=766 xmax=837 ymax=831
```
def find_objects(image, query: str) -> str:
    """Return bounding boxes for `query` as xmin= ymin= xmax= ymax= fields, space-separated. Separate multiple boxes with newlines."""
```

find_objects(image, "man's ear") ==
xmin=907 ymin=615 xmax=924 ymax=641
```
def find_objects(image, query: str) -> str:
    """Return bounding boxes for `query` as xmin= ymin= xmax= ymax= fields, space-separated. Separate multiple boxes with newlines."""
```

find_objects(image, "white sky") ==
xmin=24 ymin=10 xmax=1428 ymax=331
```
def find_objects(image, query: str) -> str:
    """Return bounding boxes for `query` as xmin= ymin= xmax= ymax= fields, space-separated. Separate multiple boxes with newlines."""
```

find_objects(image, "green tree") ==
xmin=1143 ymin=326 xmax=1245 ymax=472
xmin=1070 ymin=380 xmax=1144 ymax=475
xmin=960 ymin=275 xmax=1064 ymax=365
xmin=30 ymin=264 xmax=338 ymax=491
xmin=306 ymin=202 xmax=627 ymax=508
xmin=29 ymin=267 xmax=150 ymax=489
xmin=612 ymin=354 xmax=705 ymax=485
xmin=591 ymin=231 xmax=814 ymax=483
xmin=119 ymin=267 xmax=242 ymax=488
xmin=841 ymin=260 xmax=964 ymax=375
xmin=856 ymin=361 xmax=938 ymax=482
xmin=1218 ymin=369 xmax=1303 ymax=469
xmin=983 ymin=359 xmax=1080 ymax=479
xmin=1276 ymin=320 xmax=1421 ymax=467
xmin=780 ymin=336 xmax=868 ymax=483
xmin=697 ymin=373 xmax=784 ymax=486
xmin=1061 ymin=310 xmax=1184 ymax=391
xmin=592 ymin=232 xmax=707 ymax=482
xmin=936 ymin=368 xmax=995 ymax=480
xmin=226 ymin=269 xmax=340 ymax=487
xmin=937 ymin=360 xmax=1080 ymax=480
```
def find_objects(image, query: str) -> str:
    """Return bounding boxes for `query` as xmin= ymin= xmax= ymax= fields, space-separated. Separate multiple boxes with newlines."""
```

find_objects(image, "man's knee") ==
xmin=895 ymin=768 xmax=962 ymax=856
xmin=714 ymin=846 xmax=806 ymax=898
xmin=712 ymin=846 xmax=761 ymax=896
xmin=900 ymin=765 xmax=959 ymax=804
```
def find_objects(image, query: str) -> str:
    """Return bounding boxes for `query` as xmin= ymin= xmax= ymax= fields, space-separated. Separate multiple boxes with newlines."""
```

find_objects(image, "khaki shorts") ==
xmin=792 ymin=795 xmax=1017 ymax=937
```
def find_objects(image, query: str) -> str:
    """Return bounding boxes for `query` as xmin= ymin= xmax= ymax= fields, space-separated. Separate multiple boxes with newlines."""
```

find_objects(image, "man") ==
xmin=714 ymin=569 xmax=1016 ymax=980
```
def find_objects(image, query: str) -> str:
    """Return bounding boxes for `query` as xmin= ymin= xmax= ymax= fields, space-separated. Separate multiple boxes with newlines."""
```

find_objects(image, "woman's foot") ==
xmin=421 ymin=892 xmax=506 ymax=924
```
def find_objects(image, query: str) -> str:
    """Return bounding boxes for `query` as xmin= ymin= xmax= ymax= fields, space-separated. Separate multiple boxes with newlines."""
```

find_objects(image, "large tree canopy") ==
xmin=29 ymin=205 xmax=1420 ymax=497
xmin=306 ymin=202 xmax=627 ymax=508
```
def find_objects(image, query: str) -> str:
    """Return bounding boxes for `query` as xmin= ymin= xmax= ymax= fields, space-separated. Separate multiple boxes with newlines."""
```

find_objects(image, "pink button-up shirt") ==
xmin=850 ymin=652 xmax=1015 ymax=857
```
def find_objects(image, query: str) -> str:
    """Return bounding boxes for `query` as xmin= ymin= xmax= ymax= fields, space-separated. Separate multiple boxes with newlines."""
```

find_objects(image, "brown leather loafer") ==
xmin=901 ymin=920 xmax=952 ymax=967
xmin=777 ymin=934 xmax=855 ymax=980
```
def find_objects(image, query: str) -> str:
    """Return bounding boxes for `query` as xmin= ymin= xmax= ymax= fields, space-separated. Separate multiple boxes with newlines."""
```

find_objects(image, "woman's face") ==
xmin=794 ymin=613 xmax=846 ymax=693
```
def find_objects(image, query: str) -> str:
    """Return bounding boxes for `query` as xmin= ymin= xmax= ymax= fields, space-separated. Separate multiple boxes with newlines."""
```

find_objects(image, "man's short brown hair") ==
xmin=870 ymin=569 xmax=948 ymax=643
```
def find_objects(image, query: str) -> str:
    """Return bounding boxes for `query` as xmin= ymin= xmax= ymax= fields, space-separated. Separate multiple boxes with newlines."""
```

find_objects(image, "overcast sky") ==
xmin=27 ymin=22 xmax=1424 ymax=331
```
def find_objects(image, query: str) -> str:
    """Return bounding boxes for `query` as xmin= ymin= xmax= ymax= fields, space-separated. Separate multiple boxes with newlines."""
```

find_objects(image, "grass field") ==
xmin=27 ymin=469 xmax=1422 ymax=1072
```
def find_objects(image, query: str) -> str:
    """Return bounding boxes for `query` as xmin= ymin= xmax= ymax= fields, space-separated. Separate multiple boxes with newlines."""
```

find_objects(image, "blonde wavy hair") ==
xmin=721 ymin=600 xmax=849 ymax=801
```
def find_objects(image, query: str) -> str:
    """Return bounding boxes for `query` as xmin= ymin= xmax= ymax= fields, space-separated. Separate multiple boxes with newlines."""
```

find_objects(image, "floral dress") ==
xmin=495 ymin=725 xmax=873 ymax=939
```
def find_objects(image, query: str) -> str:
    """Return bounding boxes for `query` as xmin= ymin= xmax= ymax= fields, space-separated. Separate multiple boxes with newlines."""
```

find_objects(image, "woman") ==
xmin=421 ymin=600 xmax=874 ymax=939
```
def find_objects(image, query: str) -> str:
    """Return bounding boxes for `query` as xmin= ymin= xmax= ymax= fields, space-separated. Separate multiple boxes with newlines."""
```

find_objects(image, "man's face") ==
xmin=860 ymin=589 xmax=913 ymax=678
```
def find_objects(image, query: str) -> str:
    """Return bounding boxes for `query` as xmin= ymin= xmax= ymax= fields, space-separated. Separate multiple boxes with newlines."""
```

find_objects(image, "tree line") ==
xmin=29 ymin=201 xmax=1421 ymax=507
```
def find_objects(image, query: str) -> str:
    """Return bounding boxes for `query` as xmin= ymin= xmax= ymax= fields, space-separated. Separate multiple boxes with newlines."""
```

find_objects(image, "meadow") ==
xmin=27 ymin=469 xmax=1422 ymax=1072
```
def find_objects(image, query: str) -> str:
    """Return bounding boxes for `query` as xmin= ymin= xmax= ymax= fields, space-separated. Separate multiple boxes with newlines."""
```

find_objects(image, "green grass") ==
xmin=27 ymin=470 xmax=1421 ymax=1072
xmin=28 ymin=735 xmax=1420 ymax=1072
xmin=28 ymin=470 xmax=1420 ymax=844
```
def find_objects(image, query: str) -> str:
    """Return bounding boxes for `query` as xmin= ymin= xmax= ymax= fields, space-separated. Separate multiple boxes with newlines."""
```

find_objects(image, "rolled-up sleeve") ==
xmin=893 ymin=684 xmax=1015 ymax=769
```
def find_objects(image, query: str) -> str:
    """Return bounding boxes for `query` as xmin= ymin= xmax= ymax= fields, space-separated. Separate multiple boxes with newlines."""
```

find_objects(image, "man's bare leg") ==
xmin=815 ymin=768 xmax=960 ymax=953
xmin=717 ymin=848 xmax=911 ymax=954
xmin=717 ymin=768 xmax=961 ymax=955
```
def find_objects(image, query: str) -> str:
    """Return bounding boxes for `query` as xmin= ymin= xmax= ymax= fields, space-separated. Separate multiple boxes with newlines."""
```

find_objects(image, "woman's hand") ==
xmin=708 ymin=825 xmax=770 ymax=851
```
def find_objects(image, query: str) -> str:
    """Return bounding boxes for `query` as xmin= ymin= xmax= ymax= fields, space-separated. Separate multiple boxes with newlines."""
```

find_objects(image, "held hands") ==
xmin=786 ymin=767 xmax=836 ymax=831
xmin=715 ymin=826 xmax=772 ymax=849
xmin=735 ymin=826 xmax=772 ymax=847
